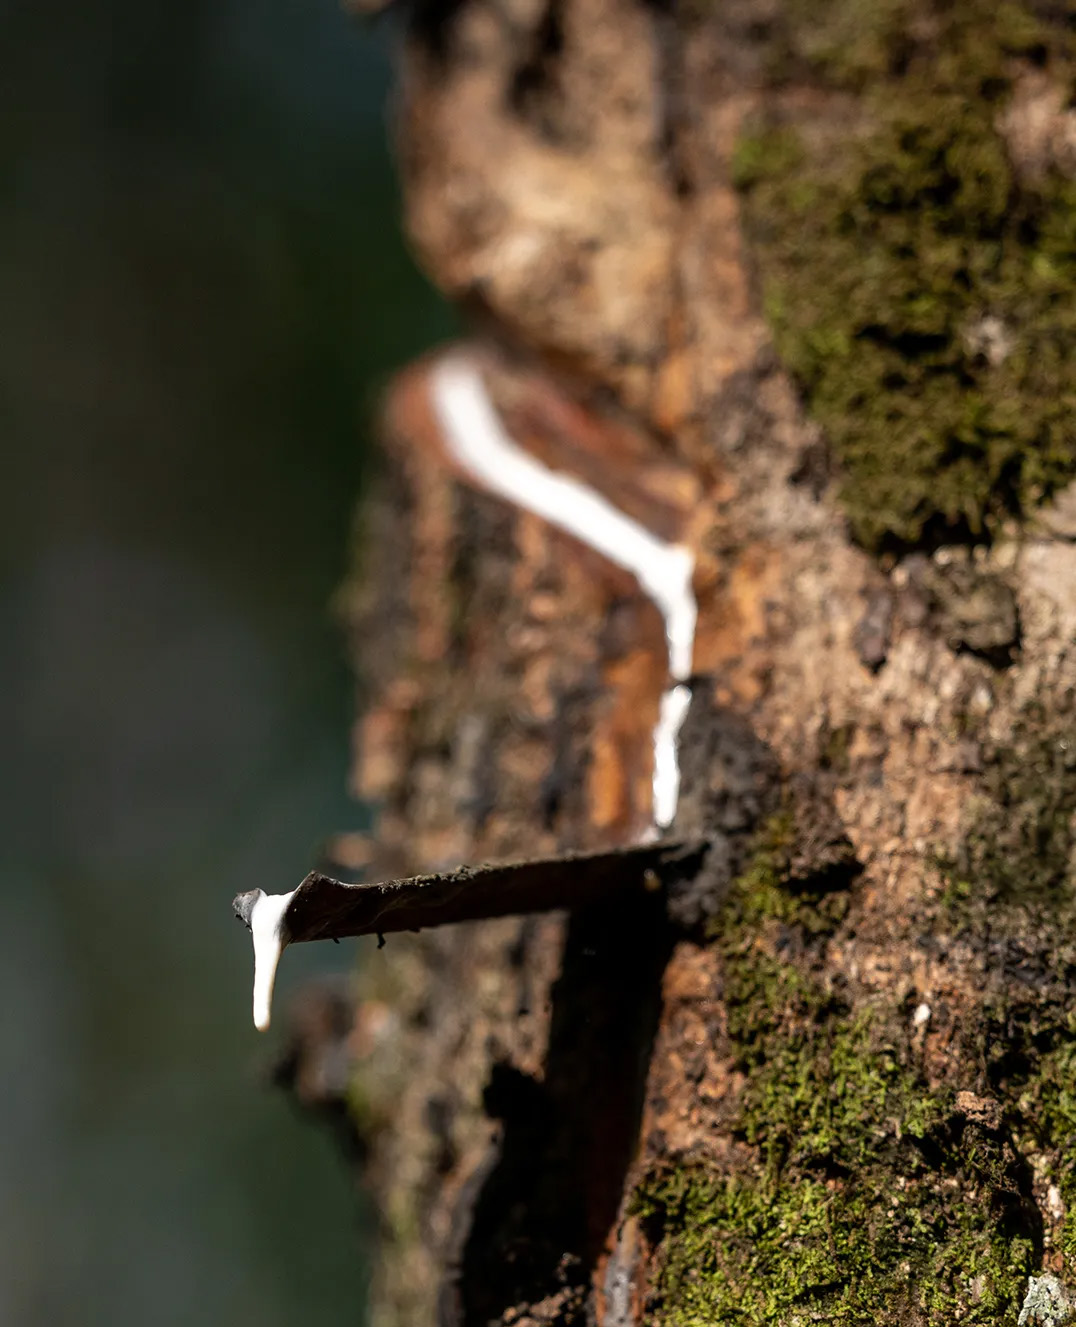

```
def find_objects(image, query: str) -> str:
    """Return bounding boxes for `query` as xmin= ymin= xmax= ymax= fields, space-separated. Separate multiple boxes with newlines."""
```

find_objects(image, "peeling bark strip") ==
xmin=237 ymin=843 xmax=699 ymax=945
xmin=232 ymin=840 xmax=702 ymax=1028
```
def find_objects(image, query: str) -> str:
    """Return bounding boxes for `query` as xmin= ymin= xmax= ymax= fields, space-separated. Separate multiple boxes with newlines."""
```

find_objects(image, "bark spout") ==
xmin=232 ymin=842 xmax=705 ymax=1030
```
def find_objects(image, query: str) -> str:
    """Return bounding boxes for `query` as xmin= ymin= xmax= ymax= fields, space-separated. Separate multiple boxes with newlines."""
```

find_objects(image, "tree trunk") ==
xmin=302 ymin=2 xmax=1076 ymax=1323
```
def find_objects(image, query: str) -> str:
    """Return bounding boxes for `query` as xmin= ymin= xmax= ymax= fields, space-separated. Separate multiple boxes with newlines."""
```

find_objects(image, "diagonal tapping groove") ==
xmin=427 ymin=353 xmax=697 ymax=831
xmin=234 ymin=347 xmax=704 ymax=1032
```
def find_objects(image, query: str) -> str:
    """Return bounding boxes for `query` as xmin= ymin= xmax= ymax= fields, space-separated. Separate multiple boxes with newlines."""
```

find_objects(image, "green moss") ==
xmin=926 ymin=701 xmax=1076 ymax=1286
xmin=765 ymin=0 xmax=914 ymax=90
xmin=764 ymin=0 xmax=1051 ymax=94
xmin=735 ymin=2 xmax=1076 ymax=550
xmin=635 ymin=1158 xmax=1033 ymax=1326
xmin=714 ymin=809 xmax=851 ymax=940
xmin=943 ymin=705 xmax=1076 ymax=909
xmin=1023 ymin=1030 xmax=1076 ymax=1258
xmin=637 ymin=832 xmax=1037 ymax=1324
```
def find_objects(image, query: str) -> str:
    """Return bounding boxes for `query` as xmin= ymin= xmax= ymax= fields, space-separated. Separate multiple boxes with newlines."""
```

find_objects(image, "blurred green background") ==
xmin=0 ymin=0 xmax=451 ymax=1321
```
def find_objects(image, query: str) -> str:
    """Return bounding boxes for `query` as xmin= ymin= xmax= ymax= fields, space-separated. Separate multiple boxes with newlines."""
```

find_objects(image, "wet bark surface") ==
xmin=287 ymin=2 xmax=1076 ymax=1323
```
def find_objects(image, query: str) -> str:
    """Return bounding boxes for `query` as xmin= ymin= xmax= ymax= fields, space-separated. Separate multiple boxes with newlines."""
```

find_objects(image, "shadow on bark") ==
xmin=449 ymin=890 xmax=674 ymax=1326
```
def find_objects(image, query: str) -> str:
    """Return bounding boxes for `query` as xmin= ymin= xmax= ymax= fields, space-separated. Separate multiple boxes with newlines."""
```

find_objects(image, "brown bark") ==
xmin=281 ymin=2 xmax=1076 ymax=1323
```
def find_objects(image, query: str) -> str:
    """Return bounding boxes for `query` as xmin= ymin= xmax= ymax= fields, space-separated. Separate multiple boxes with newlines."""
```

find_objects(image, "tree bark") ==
xmin=297 ymin=2 xmax=1076 ymax=1323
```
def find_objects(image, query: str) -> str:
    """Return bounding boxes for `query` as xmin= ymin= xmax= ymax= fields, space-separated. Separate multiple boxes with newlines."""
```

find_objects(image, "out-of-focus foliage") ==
xmin=0 ymin=2 xmax=451 ymax=1324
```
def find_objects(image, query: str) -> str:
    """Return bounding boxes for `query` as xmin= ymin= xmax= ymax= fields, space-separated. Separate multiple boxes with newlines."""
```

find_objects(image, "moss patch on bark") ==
xmin=946 ymin=704 xmax=1076 ymax=907
xmin=938 ymin=703 xmax=1076 ymax=1279
xmin=733 ymin=1 xmax=1076 ymax=551
xmin=633 ymin=824 xmax=1038 ymax=1324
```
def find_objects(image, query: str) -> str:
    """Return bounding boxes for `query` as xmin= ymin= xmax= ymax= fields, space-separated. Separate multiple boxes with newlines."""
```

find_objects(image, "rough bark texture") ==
xmin=290 ymin=2 xmax=1076 ymax=1323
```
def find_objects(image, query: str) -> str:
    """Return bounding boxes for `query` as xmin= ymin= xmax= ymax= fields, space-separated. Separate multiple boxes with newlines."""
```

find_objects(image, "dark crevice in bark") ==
xmin=450 ymin=488 xmax=518 ymax=667
xmin=912 ymin=1109 xmax=1045 ymax=1266
xmin=508 ymin=0 xmax=566 ymax=138
xmin=540 ymin=682 xmax=602 ymax=833
xmin=409 ymin=0 xmax=472 ymax=64
xmin=645 ymin=0 xmax=695 ymax=200
xmin=666 ymin=695 xmax=784 ymax=930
